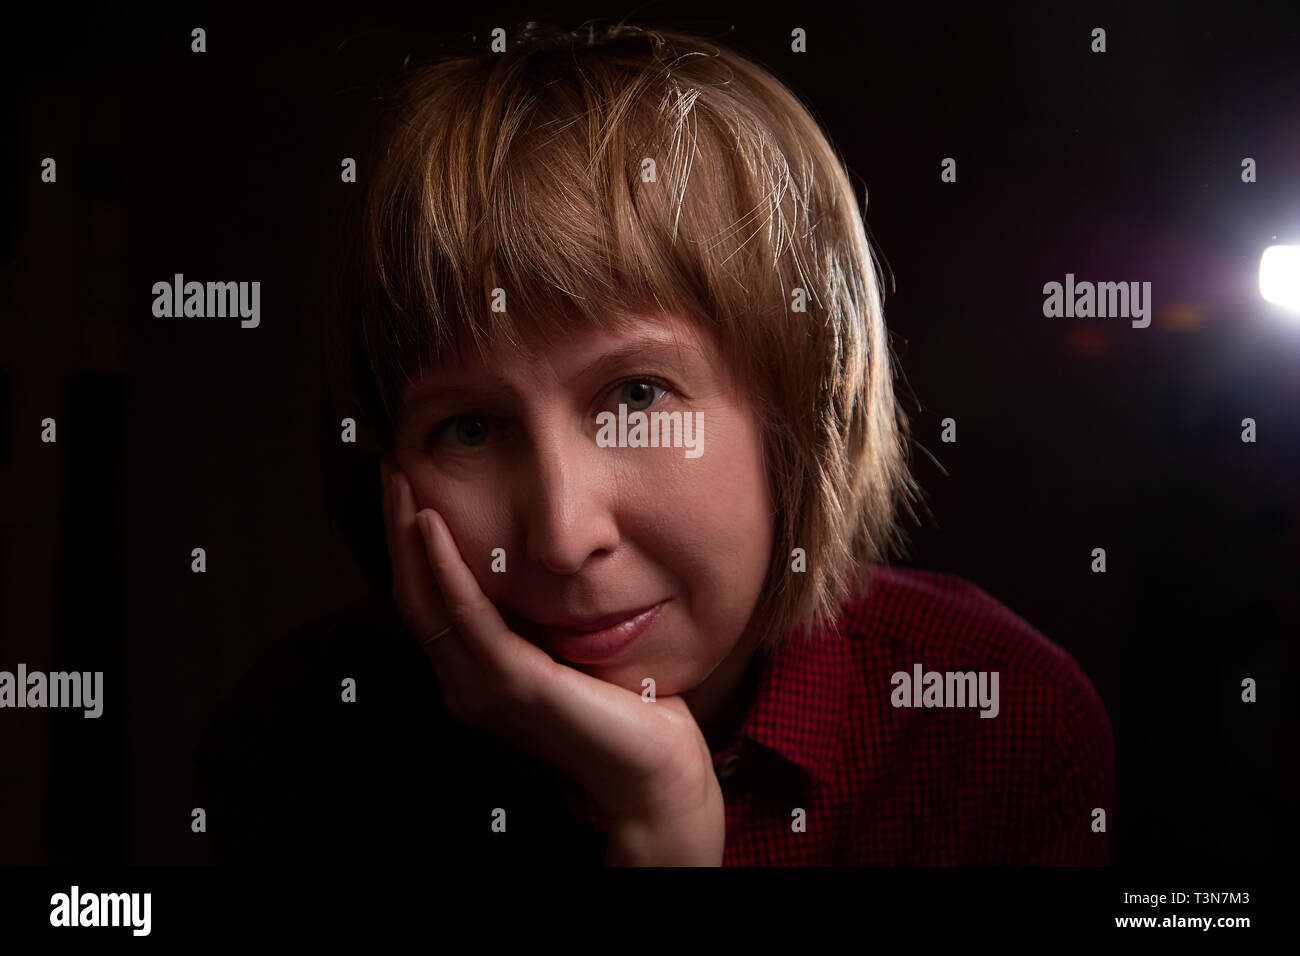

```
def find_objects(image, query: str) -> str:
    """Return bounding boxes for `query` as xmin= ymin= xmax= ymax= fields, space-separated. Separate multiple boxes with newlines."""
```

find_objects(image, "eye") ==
xmin=610 ymin=377 xmax=670 ymax=412
xmin=423 ymin=377 xmax=675 ymax=452
xmin=429 ymin=414 xmax=493 ymax=449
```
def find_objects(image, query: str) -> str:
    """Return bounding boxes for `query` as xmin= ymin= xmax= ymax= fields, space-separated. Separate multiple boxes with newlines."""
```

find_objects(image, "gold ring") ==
xmin=421 ymin=624 xmax=455 ymax=646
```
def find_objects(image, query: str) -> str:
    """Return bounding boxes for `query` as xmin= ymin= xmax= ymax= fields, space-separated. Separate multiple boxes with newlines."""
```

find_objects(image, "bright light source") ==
xmin=1259 ymin=245 xmax=1300 ymax=310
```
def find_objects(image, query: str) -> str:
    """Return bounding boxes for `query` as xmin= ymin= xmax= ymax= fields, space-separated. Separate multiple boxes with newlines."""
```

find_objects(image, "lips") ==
xmin=533 ymin=603 xmax=663 ymax=632
xmin=512 ymin=600 xmax=668 ymax=665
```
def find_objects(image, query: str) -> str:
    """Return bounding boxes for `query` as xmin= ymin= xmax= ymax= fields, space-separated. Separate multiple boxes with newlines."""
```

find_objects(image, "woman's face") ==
xmin=392 ymin=312 xmax=774 ymax=699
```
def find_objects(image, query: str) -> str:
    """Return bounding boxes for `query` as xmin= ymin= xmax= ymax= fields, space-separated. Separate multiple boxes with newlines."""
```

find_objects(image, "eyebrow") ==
xmin=401 ymin=338 xmax=708 ymax=409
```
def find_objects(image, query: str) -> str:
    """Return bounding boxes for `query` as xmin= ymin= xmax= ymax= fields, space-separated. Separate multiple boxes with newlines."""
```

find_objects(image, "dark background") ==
xmin=1 ymin=0 xmax=1296 ymax=866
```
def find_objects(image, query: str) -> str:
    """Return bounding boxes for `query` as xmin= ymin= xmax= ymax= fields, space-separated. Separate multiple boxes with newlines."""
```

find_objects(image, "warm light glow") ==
xmin=1259 ymin=245 xmax=1300 ymax=310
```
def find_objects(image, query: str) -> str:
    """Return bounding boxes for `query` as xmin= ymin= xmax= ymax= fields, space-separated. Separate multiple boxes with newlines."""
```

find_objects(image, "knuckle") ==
xmin=442 ymin=595 xmax=486 ymax=631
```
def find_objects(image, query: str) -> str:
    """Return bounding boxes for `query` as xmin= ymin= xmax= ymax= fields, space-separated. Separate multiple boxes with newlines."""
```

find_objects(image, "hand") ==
xmin=380 ymin=458 xmax=725 ymax=864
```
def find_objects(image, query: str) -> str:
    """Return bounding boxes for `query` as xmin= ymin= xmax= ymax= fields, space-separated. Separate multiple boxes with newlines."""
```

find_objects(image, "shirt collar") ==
xmin=729 ymin=606 xmax=848 ymax=784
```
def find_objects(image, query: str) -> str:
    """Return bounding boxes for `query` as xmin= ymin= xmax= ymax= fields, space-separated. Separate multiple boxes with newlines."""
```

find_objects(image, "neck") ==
xmin=681 ymin=623 xmax=768 ymax=755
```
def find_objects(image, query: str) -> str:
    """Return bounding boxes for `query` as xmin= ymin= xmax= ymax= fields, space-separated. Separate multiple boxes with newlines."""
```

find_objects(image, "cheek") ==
xmin=401 ymin=466 xmax=510 ymax=589
xmin=652 ymin=414 xmax=771 ymax=559
xmin=635 ymin=416 xmax=772 ymax=629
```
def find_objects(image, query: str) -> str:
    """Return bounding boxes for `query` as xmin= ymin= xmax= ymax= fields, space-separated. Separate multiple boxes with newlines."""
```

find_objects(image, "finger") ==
xmin=418 ymin=512 xmax=660 ymax=728
xmin=412 ymin=508 xmax=714 ymax=813
xmin=414 ymin=508 xmax=513 ymax=655
xmin=382 ymin=468 xmax=481 ymax=725
xmin=414 ymin=505 xmax=591 ymax=702
xmin=388 ymin=469 xmax=452 ymax=642
xmin=412 ymin=505 xmax=546 ymax=714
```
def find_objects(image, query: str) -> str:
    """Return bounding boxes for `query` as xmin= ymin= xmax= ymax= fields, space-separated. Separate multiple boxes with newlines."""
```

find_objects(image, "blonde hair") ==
xmin=328 ymin=20 xmax=923 ymax=652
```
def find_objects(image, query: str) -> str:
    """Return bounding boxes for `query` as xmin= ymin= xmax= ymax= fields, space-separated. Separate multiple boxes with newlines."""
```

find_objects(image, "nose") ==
xmin=520 ymin=432 xmax=620 ymax=575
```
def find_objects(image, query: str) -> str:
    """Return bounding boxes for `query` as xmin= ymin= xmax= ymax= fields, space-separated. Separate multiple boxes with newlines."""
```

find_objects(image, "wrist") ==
xmin=603 ymin=783 xmax=725 ymax=866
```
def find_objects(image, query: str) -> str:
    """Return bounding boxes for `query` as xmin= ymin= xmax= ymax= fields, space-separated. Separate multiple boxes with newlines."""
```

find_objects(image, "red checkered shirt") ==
xmin=553 ymin=564 xmax=1114 ymax=865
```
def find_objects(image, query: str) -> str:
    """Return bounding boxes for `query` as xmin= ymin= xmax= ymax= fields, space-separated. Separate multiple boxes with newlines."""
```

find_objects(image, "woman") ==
xmin=200 ymin=21 xmax=1112 ymax=866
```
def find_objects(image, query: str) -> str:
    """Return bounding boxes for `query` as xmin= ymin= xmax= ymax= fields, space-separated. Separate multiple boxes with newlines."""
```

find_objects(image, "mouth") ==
xmin=511 ymin=600 xmax=669 ymax=665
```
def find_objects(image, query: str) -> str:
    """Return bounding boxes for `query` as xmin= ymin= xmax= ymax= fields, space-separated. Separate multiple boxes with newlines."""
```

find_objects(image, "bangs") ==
xmin=357 ymin=25 xmax=821 ymax=426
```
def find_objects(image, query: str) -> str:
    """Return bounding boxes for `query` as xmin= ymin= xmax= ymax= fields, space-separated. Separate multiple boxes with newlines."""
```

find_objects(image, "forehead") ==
xmin=400 ymin=312 xmax=719 ymax=402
